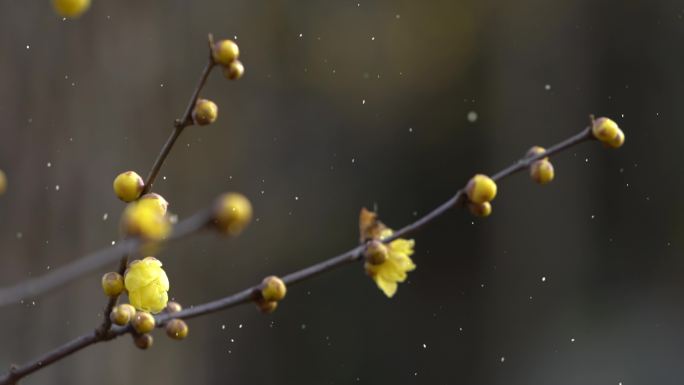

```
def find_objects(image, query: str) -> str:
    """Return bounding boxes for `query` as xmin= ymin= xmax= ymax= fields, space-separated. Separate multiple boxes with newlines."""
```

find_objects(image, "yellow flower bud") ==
xmin=212 ymin=40 xmax=240 ymax=66
xmin=52 ymin=0 xmax=90 ymax=18
xmin=0 ymin=169 xmax=6 ymax=195
xmin=256 ymin=300 xmax=278 ymax=314
xmin=133 ymin=333 xmax=154 ymax=350
xmin=530 ymin=160 xmax=555 ymax=184
xmin=131 ymin=311 xmax=156 ymax=334
xmin=101 ymin=272 xmax=124 ymax=297
xmin=110 ymin=304 xmax=136 ymax=326
xmin=165 ymin=301 xmax=182 ymax=313
xmin=113 ymin=171 xmax=144 ymax=202
xmin=466 ymin=174 xmax=497 ymax=204
xmin=213 ymin=193 xmax=253 ymax=236
xmin=125 ymin=257 xmax=170 ymax=313
xmin=467 ymin=201 xmax=492 ymax=217
xmin=192 ymin=99 xmax=218 ymax=126
xmin=606 ymin=129 xmax=625 ymax=148
xmin=261 ymin=276 xmax=287 ymax=302
xmin=139 ymin=193 xmax=169 ymax=216
xmin=592 ymin=117 xmax=622 ymax=143
xmin=224 ymin=60 xmax=245 ymax=80
xmin=121 ymin=202 xmax=171 ymax=241
xmin=165 ymin=319 xmax=189 ymax=340
xmin=364 ymin=240 xmax=388 ymax=265
xmin=526 ymin=146 xmax=548 ymax=161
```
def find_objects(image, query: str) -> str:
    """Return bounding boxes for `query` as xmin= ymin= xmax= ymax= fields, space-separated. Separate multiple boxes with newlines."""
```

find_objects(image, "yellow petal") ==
xmin=375 ymin=275 xmax=398 ymax=298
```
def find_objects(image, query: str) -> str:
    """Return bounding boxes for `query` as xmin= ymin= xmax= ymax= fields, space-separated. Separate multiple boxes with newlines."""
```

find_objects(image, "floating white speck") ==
xmin=544 ymin=84 xmax=551 ymax=90
xmin=570 ymin=338 xmax=575 ymax=342
xmin=500 ymin=356 xmax=505 ymax=363
xmin=467 ymin=111 xmax=478 ymax=123
xmin=55 ymin=185 xmax=60 ymax=191
xmin=46 ymin=162 xmax=52 ymax=168
xmin=362 ymin=99 xmax=366 ymax=105
xmin=16 ymin=232 xmax=23 ymax=239
xmin=541 ymin=276 xmax=547 ymax=282
xmin=103 ymin=213 xmax=108 ymax=221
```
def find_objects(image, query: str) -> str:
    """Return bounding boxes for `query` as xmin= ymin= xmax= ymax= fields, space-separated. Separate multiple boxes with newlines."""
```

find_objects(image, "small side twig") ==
xmin=142 ymin=35 xmax=216 ymax=195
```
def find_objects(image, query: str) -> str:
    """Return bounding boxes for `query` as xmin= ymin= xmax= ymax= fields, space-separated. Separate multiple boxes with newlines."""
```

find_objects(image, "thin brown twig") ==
xmin=141 ymin=35 xmax=216 ymax=195
xmin=0 ymin=126 xmax=599 ymax=385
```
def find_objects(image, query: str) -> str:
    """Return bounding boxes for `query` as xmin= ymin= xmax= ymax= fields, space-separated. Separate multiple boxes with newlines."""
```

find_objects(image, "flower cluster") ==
xmin=255 ymin=276 xmax=287 ymax=313
xmin=592 ymin=117 xmax=625 ymax=148
xmin=212 ymin=40 xmax=245 ymax=81
xmin=527 ymin=146 xmax=555 ymax=185
xmin=360 ymin=208 xmax=417 ymax=298
xmin=466 ymin=174 xmax=497 ymax=217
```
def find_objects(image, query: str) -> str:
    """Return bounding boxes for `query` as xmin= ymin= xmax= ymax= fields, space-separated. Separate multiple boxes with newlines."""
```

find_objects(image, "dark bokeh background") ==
xmin=0 ymin=0 xmax=682 ymax=384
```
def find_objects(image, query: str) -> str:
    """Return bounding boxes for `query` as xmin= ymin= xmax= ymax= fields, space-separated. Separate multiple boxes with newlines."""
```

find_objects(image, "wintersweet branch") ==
xmin=98 ymin=34 xmax=217 ymax=336
xmin=0 ymin=125 xmax=603 ymax=385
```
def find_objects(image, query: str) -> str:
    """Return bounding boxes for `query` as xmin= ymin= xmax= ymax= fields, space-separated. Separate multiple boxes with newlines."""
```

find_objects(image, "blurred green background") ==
xmin=0 ymin=0 xmax=681 ymax=384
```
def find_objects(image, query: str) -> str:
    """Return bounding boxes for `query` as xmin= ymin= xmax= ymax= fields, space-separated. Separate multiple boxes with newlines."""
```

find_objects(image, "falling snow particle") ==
xmin=103 ymin=213 xmax=108 ymax=221
xmin=545 ymin=84 xmax=551 ymax=91
xmin=362 ymin=99 xmax=366 ymax=105
xmin=467 ymin=111 xmax=478 ymax=123
xmin=541 ymin=276 xmax=547 ymax=282
xmin=500 ymin=356 xmax=505 ymax=363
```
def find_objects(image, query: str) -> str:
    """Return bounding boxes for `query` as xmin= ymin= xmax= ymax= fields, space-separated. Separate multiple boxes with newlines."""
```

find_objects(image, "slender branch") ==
xmin=142 ymin=46 xmax=215 ymax=194
xmin=0 ymin=126 xmax=601 ymax=385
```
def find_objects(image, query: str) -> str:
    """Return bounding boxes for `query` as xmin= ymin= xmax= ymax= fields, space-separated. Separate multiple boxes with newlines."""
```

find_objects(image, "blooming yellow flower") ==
xmin=365 ymin=229 xmax=416 ymax=298
xmin=125 ymin=257 xmax=169 ymax=313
